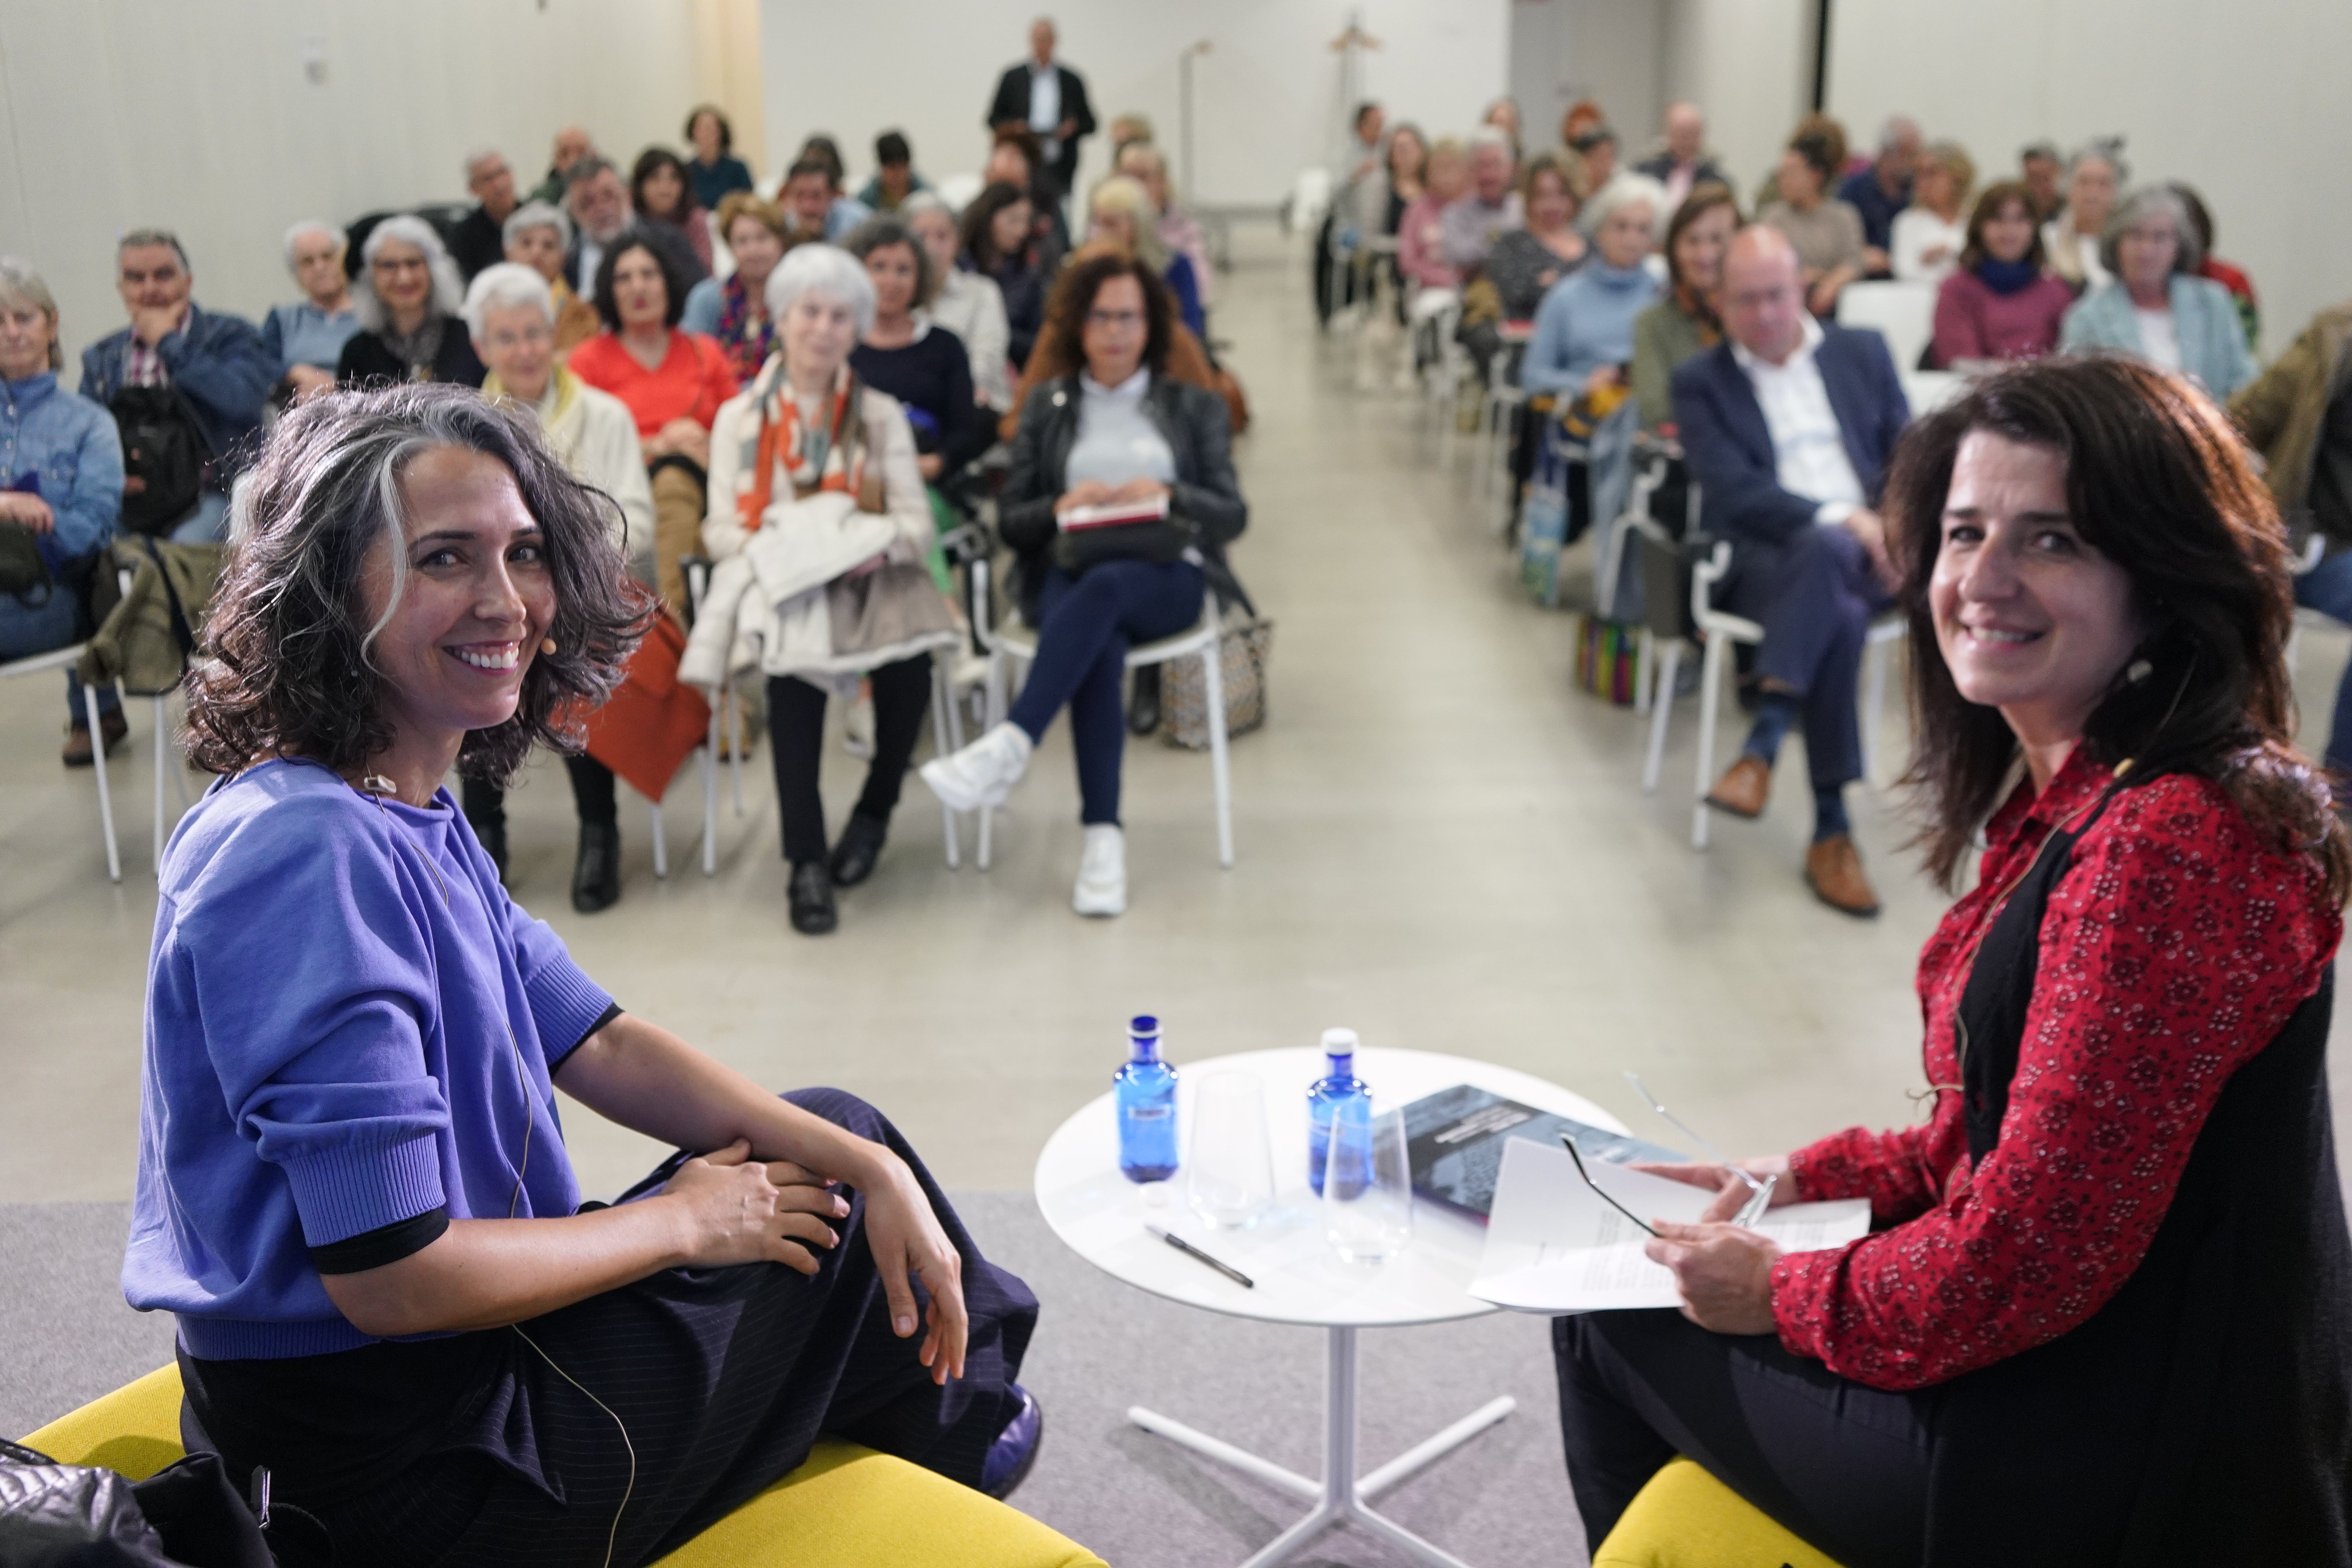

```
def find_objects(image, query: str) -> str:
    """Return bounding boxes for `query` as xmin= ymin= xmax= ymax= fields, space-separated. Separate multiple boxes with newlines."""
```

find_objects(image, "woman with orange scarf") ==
xmin=693 ymin=245 xmax=957 ymax=935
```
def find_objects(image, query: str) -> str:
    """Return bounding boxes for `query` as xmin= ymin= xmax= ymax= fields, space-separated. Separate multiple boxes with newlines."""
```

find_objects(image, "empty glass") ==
xmin=1322 ymin=1105 xmax=1414 ymax=1263
xmin=1186 ymin=1071 xmax=1276 ymax=1229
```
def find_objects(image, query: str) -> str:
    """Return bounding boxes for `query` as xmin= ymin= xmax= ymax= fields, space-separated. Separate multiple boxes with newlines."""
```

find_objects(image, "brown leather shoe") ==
xmin=1705 ymin=754 xmax=1772 ymax=818
xmin=1806 ymin=834 xmax=1881 ymax=918
xmin=62 ymin=708 xmax=129 ymax=768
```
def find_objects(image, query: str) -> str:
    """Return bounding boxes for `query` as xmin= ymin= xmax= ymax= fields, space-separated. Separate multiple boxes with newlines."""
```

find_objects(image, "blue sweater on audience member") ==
xmin=1519 ymin=260 xmax=1660 ymax=397
xmin=123 ymin=760 xmax=616 ymax=1361
xmin=1 ymin=371 xmax=124 ymax=557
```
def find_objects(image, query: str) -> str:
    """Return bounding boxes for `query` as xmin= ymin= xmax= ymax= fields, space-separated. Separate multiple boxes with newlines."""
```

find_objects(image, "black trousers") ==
xmin=296 ymin=1089 xmax=1036 ymax=1568
xmin=1553 ymin=1310 xmax=1933 ymax=1568
xmin=766 ymin=655 xmax=931 ymax=866
xmin=461 ymin=756 xmax=618 ymax=838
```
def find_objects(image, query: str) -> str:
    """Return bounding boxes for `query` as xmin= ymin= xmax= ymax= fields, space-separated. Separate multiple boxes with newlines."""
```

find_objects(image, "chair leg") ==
xmin=1862 ymin=635 xmax=1891 ymax=786
xmin=86 ymin=684 xmax=121 ymax=883
xmin=651 ymin=797 xmax=669 ymax=879
xmin=1202 ymin=645 xmax=1234 ymax=868
xmin=933 ymin=662 xmax=960 ymax=870
xmin=1693 ymin=635 xmax=1727 ymax=852
xmin=1634 ymin=628 xmax=1655 ymax=717
xmin=725 ymin=688 xmax=745 ymax=817
xmin=152 ymin=693 xmax=169 ymax=875
xmin=1643 ymin=640 xmax=1682 ymax=794
xmin=978 ymin=651 xmax=1004 ymax=872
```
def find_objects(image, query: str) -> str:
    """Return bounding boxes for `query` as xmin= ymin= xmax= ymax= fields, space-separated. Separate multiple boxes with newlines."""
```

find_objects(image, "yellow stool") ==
xmin=1592 ymin=1457 xmax=1847 ymax=1568
xmin=22 ymin=1365 xmax=1108 ymax=1568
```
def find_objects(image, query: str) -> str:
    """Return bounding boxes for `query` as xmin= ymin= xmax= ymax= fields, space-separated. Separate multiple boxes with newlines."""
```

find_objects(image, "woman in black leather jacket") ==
xmin=920 ymin=253 xmax=1245 ymax=916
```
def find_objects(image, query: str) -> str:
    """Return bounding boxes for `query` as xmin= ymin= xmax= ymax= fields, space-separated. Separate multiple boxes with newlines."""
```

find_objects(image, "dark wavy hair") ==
xmin=1884 ymin=356 xmax=2350 ymax=900
xmin=591 ymin=224 xmax=693 ymax=330
xmin=1957 ymin=180 xmax=2049 ymax=273
xmin=630 ymin=146 xmax=697 ymax=223
xmin=185 ymin=383 xmax=648 ymax=787
xmin=959 ymin=180 xmax=1034 ymax=273
xmin=1040 ymin=252 xmax=1174 ymax=380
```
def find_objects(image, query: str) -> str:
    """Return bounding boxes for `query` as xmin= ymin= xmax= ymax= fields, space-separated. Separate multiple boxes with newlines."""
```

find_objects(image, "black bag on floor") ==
xmin=0 ymin=1440 xmax=330 ymax=1568
xmin=109 ymin=386 xmax=207 ymax=538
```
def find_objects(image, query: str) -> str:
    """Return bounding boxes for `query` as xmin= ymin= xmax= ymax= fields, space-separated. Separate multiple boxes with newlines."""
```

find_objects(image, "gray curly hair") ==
xmin=354 ymin=216 xmax=465 ymax=331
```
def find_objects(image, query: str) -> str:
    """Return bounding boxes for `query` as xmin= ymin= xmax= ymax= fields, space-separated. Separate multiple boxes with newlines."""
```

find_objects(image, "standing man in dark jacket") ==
xmin=986 ymin=18 xmax=1095 ymax=205
xmin=79 ymin=229 xmax=273 ymax=543
xmin=1672 ymin=225 xmax=1909 ymax=916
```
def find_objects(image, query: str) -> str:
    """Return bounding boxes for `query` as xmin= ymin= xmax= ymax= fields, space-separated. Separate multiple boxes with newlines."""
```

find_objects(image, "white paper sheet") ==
xmin=1469 ymin=1138 xmax=1871 ymax=1312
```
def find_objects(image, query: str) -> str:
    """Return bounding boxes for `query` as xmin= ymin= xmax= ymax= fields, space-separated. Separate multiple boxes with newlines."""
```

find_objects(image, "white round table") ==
xmin=1033 ymin=1047 xmax=1627 ymax=1568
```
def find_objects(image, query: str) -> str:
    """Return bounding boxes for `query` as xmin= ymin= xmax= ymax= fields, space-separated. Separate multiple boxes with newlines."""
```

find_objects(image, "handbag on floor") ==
xmin=1572 ymin=613 xmax=1643 ymax=706
xmin=1160 ymin=603 xmax=1273 ymax=750
xmin=1518 ymin=419 xmax=1590 ymax=608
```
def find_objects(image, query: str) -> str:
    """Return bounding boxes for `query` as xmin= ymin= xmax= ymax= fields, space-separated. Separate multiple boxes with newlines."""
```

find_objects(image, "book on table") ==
xmin=1400 ymin=1083 xmax=1685 ymax=1221
xmin=1057 ymin=493 xmax=1171 ymax=531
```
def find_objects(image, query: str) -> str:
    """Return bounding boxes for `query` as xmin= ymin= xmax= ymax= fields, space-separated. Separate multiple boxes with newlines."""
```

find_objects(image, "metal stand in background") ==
xmin=1129 ymin=1324 xmax=1515 ymax=1568
xmin=1178 ymin=38 xmax=1211 ymax=209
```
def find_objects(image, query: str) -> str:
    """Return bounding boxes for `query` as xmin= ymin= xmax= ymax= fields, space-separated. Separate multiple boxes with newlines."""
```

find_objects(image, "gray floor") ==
xmin=7 ymin=225 xmax=2352 ymax=1561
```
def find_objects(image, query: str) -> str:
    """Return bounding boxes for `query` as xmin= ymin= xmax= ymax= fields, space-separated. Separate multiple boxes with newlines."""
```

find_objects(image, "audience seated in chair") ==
xmin=790 ymin=135 xmax=877 ymax=243
xmin=632 ymin=145 xmax=715 ymax=280
xmin=1671 ymin=225 xmax=1909 ymax=916
xmin=1483 ymin=151 xmax=1590 ymax=325
xmin=261 ymin=221 xmax=362 ymax=405
xmin=456 ymin=262 xmax=661 ymax=904
xmin=2018 ymin=139 xmax=2064 ymax=223
xmin=1835 ymin=116 xmax=1920 ymax=276
xmin=2231 ymin=295 xmax=2352 ymax=777
xmin=691 ymin=245 xmax=959 ymax=936
xmin=844 ymin=215 xmax=991 ymax=499
xmin=906 ymin=192 xmax=1013 ymax=413
xmin=1087 ymin=176 xmax=1204 ymax=340
xmin=683 ymin=192 xmax=797 ymax=385
xmin=684 ymin=103 xmax=756 ymax=211
xmin=500 ymin=201 xmax=602 ymax=358
xmin=1396 ymin=137 xmax=1470 ymax=294
xmin=2060 ymin=184 xmax=2253 ymax=399
xmin=1559 ymin=359 xmax=2352 ymax=1566
xmin=1634 ymin=102 xmax=1736 ymax=211
xmin=336 ymin=216 xmax=486 ymax=390
xmin=1759 ymin=130 xmax=1866 ymax=318
xmin=448 ymin=147 xmax=522 ymax=281
xmin=2171 ymin=182 xmax=2259 ymax=355
xmin=1437 ymin=129 xmax=1523 ymax=279
xmin=1116 ymin=142 xmax=1213 ymax=314
xmin=1929 ymin=180 xmax=2075 ymax=369
xmin=857 ymin=129 xmax=930 ymax=215
xmin=2041 ymin=142 xmax=2122 ymax=292
xmin=1001 ymin=238 xmax=1245 ymax=445
xmin=983 ymin=127 xmax=1071 ymax=265
xmin=1631 ymin=184 xmax=1738 ymax=431
xmin=141 ymin=381 xmax=1041 ymax=1566
xmin=922 ymin=254 xmax=1246 ymax=919
xmin=1888 ymin=141 xmax=1971 ymax=285
xmin=79 ymin=228 xmax=272 ymax=550
xmin=567 ymin=226 xmax=740 ymax=623
xmin=0 ymin=257 xmax=127 ymax=765
xmin=561 ymin=154 xmax=633 ymax=296
xmin=1381 ymin=122 xmax=1428 ymax=241
xmin=961 ymin=180 xmax=1054 ymax=378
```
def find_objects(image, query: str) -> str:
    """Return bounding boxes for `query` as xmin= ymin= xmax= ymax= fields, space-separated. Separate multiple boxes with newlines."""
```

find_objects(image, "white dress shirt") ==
xmin=1731 ymin=315 xmax=1866 ymax=526
xmin=1028 ymin=62 xmax=1062 ymax=160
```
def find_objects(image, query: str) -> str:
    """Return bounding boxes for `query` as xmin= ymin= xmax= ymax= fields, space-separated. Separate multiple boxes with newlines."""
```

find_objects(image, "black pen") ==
xmin=1145 ymin=1223 xmax=1255 ymax=1288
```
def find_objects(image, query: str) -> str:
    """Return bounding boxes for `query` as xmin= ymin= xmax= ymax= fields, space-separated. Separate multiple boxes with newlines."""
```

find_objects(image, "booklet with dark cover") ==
xmin=1403 ymin=1084 xmax=1685 ymax=1220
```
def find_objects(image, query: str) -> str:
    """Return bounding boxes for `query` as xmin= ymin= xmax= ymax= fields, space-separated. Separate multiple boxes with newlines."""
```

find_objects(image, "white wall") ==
xmin=1824 ymin=0 xmax=2352 ymax=353
xmin=1509 ymin=0 xmax=1666 ymax=166
xmin=758 ymin=0 xmax=1508 ymax=213
xmin=0 ymin=0 xmax=724 ymax=375
xmin=1659 ymin=0 xmax=1811 ymax=199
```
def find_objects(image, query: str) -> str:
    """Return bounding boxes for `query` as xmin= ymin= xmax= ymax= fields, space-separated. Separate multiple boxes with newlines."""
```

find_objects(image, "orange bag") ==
xmin=581 ymin=612 xmax=711 ymax=803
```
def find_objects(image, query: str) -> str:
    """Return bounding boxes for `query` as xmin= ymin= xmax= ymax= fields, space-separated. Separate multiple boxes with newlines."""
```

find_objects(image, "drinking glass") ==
xmin=1186 ymin=1072 xmax=1275 ymax=1229
xmin=1322 ymin=1105 xmax=1414 ymax=1263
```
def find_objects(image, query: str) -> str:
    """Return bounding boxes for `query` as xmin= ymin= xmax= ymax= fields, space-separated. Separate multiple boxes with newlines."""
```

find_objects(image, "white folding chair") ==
xmin=2 ymin=642 xmax=124 ymax=882
xmin=1408 ymin=291 xmax=1466 ymax=457
xmin=1902 ymin=369 xmax=1965 ymax=415
xmin=1837 ymin=280 xmax=1936 ymax=374
xmin=677 ymin=559 xmax=738 ymax=879
xmin=964 ymin=556 xmax=1233 ymax=873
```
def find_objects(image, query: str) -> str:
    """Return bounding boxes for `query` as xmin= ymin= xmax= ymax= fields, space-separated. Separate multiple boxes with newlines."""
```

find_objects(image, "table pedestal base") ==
xmin=1128 ymin=1324 xmax=1515 ymax=1568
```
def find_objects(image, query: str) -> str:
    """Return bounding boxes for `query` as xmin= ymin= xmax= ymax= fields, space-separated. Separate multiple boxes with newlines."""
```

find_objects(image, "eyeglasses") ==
xmin=1623 ymin=1072 xmax=1778 ymax=1227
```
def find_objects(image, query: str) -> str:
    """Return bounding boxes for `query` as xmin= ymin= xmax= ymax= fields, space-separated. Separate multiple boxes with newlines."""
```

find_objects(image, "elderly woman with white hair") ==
xmin=904 ymin=192 xmax=1013 ymax=412
xmin=456 ymin=261 xmax=659 ymax=902
xmin=2061 ymin=185 xmax=2255 ymax=399
xmin=259 ymin=221 xmax=360 ymax=402
xmin=500 ymin=201 xmax=601 ymax=355
xmin=1087 ymin=175 xmax=1205 ymax=339
xmin=335 ymin=215 xmax=484 ymax=387
xmin=692 ymin=244 xmax=958 ymax=935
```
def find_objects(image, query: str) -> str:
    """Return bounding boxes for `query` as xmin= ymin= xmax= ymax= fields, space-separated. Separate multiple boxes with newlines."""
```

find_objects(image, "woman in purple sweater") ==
xmin=126 ymin=383 xmax=1039 ymax=1566
xmin=1930 ymin=181 xmax=2077 ymax=370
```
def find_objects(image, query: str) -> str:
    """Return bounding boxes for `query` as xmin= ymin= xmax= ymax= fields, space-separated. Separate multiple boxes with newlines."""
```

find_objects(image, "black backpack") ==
xmin=109 ymin=385 xmax=208 ymax=538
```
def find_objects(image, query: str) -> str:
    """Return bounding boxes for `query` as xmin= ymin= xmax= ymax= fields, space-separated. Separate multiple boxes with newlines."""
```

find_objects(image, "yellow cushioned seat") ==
xmin=22 ymin=1365 xmax=1108 ymax=1568
xmin=1592 ymin=1456 xmax=1847 ymax=1568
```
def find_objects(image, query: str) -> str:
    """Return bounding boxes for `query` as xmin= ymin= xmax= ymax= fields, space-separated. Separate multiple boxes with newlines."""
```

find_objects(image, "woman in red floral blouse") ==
xmin=1556 ymin=358 xmax=2352 ymax=1568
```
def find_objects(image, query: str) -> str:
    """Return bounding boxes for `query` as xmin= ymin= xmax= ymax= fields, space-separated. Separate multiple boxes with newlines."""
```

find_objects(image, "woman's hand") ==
xmin=1106 ymin=477 xmax=1169 ymax=505
xmin=1646 ymin=1221 xmax=1782 ymax=1334
xmin=917 ymin=452 xmax=944 ymax=482
xmin=1630 ymin=1155 xmax=1792 ymax=1222
xmin=283 ymin=364 xmax=337 ymax=402
xmin=0 ymin=491 xmax=55 ymax=533
xmin=647 ymin=418 xmax=710 ymax=467
xmin=661 ymin=1138 xmax=848 ymax=1274
xmin=1583 ymin=364 xmax=1624 ymax=399
xmin=1054 ymin=480 xmax=1116 ymax=517
xmin=857 ymin=1150 xmax=970 ymax=1384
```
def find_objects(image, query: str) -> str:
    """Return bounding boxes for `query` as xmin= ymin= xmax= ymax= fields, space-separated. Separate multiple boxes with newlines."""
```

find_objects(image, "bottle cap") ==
xmin=1321 ymin=1027 xmax=1358 ymax=1058
xmin=1131 ymin=1015 xmax=1160 ymax=1037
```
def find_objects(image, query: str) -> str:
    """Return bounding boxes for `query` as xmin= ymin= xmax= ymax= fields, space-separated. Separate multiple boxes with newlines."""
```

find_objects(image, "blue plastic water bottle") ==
xmin=1307 ymin=1028 xmax=1371 ymax=1197
xmin=1115 ymin=1015 xmax=1179 ymax=1183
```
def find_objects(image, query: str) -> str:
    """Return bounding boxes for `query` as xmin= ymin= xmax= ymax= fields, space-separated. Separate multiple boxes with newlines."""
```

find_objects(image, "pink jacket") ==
xmin=1396 ymin=193 xmax=1459 ymax=292
xmin=1931 ymin=269 xmax=2076 ymax=368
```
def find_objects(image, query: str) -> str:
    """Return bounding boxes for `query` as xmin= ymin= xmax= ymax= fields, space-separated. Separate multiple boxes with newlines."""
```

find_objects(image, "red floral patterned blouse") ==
xmin=1771 ymin=746 xmax=2341 ymax=1390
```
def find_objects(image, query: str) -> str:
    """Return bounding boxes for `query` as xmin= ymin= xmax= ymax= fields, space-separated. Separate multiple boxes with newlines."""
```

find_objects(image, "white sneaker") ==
xmin=919 ymin=722 xmax=1033 ymax=811
xmin=842 ymin=695 xmax=875 ymax=759
xmin=1073 ymin=825 xmax=1127 ymax=917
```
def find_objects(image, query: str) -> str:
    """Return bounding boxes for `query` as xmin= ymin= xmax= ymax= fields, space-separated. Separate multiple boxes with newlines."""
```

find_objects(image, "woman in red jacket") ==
xmin=1556 ymin=357 xmax=2352 ymax=1567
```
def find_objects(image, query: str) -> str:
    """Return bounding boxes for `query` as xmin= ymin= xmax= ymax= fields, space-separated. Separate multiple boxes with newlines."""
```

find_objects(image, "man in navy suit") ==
xmin=1670 ymin=225 xmax=1910 ymax=915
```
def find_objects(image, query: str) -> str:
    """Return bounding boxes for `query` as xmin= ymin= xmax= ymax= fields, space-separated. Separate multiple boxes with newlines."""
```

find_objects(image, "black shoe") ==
xmin=571 ymin=820 xmax=621 ymax=913
xmin=788 ymin=860 xmax=837 ymax=935
xmin=1127 ymin=664 xmax=1162 ymax=736
xmin=981 ymin=1386 xmax=1043 ymax=1500
xmin=828 ymin=811 xmax=889 ymax=889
